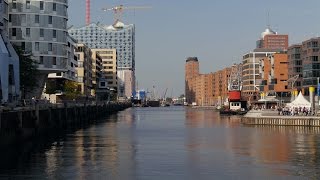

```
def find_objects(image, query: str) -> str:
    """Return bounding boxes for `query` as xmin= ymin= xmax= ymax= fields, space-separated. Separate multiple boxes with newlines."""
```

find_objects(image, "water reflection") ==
xmin=1 ymin=107 xmax=320 ymax=179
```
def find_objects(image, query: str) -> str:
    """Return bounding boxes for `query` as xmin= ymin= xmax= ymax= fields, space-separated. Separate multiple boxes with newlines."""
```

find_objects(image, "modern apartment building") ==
xmin=44 ymin=35 xmax=78 ymax=102
xmin=301 ymin=37 xmax=320 ymax=94
xmin=242 ymin=50 xmax=278 ymax=101
xmin=0 ymin=0 xmax=20 ymax=103
xmin=68 ymin=21 xmax=135 ymax=98
xmin=8 ymin=0 xmax=69 ymax=97
xmin=48 ymin=35 xmax=78 ymax=82
xmin=75 ymin=43 xmax=92 ymax=97
xmin=256 ymin=27 xmax=288 ymax=50
xmin=259 ymin=52 xmax=289 ymax=95
xmin=95 ymin=49 xmax=117 ymax=90
xmin=287 ymin=44 xmax=303 ymax=90
xmin=90 ymin=49 xmax=103 ymax=94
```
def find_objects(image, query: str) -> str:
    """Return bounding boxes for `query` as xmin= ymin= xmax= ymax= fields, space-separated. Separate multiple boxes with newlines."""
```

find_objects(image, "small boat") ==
xmin=161 ymin=102 xmax=170 ymax=107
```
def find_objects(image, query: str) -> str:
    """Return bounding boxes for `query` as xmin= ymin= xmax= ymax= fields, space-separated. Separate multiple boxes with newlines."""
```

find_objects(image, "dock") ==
xmin=242 ymin=110 xmax=320 ymax=127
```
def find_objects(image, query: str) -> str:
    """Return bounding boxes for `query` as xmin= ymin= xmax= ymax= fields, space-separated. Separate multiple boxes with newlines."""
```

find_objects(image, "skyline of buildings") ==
xmin=185 ymin=26 xmax=319 ymax=106
xmin=68 ymin=21 xmax=136 ymax=98
xmin=0 ymin=1 xmax=320 ymax=103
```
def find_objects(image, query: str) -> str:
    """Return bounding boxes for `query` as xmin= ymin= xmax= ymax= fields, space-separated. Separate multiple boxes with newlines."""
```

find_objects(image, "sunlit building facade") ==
xmin=256 ymin=27 xmax=288 ymax=50
xmin=185 ymin=57 xmax=231 ymax=106
xmin=75 ymin=43 xmax=92 ymax=97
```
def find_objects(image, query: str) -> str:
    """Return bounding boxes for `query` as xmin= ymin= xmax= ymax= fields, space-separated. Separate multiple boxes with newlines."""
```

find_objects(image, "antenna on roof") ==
xmin=266 ymin=10 xmax=270 ymax=28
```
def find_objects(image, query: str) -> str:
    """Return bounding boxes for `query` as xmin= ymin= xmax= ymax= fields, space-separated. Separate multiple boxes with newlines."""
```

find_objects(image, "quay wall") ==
xmin=242 ymin=116 xmax=320 ymax=127
xmin=0 ymin=102 xmax=131 ymax=145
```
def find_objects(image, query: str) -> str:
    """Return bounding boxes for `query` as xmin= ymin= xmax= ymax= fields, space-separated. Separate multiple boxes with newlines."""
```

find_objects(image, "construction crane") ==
xmin=102 ymin=5 xmax=151 ymax=23
xmin=86 ymin=0 xmax=90 ymax=25
xmin=286 ymin=74 xmax=300 ymax=90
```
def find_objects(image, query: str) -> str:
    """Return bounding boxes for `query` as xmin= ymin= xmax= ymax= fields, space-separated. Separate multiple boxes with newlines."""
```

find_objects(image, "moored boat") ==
xmin=147 ymin=100 xmax=160 ymax=107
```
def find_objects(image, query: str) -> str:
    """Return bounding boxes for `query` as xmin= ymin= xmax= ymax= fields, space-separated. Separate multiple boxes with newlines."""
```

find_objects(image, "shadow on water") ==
xmin=0 ymin=113 xmax=119 ymax=172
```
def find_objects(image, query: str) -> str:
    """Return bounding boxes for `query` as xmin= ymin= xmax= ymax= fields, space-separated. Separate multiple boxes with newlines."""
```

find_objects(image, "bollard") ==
xmin=310 ymin=87 xmax=315 ymax=115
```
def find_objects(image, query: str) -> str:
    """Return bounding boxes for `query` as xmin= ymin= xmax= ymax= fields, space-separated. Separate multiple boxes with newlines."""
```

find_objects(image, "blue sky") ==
xmin=68 ymin=0 xmax=320 ymax=97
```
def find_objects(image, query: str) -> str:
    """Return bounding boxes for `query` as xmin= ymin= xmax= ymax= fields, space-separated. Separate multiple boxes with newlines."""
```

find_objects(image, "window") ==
xmin=39 ymin=56 xmax=43 ymax=64
xmin=40 ymin=29 xmax=44 ymax=37
xmin=40 ymin=1 xmax=44 ymax=10
xmin=9 ymin=14 xmax=11 ymax=22
xmin=52 ymin=57 xmax=56 ymax=65
xmin=53 ymin=3 xmax=56 ymax=11
xmin=26 ymin=28 xmax=30 ymax=37
xmin=35 ymin=42 xmax=39 ymax=51
xmin=312 ymin=56 xmax=318 ymax=62
xmin=19 ymin=42 xmax=25 ymax=51
xmin=48 ymin=16 xmax=52 ymax=24
xmin=53 ymin=30 xmax=56 ymax=38
xmin=48 ymin=43 xmax=52 ymax=51
xmin=100 ymin=82 xmax=106 ymax=87
xmin=35 ymin=15 xmax=39 ymax=23
xmin=26 ymin=1 xmax=31 ymax=9
xmin=12 ymin=28 xmax=16 ymax=36
xmin=12 ymin=2 xmax=17 ymax=9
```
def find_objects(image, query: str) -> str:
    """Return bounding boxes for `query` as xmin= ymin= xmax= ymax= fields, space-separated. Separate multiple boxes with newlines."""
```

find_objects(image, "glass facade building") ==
xmin=301 ymin=38 xmax=320 ymax=92
xmin=68 ymin=21 xmax=135 ymax=71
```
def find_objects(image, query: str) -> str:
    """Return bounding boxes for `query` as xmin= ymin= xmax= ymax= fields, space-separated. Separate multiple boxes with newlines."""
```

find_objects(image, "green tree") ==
xmin=14 ymin=46 xmax=39 ymax=99
xmin=45 ymin=79 xmax=57 ymax=101
xmin=63 ymin=80 xmax=80 ymax=100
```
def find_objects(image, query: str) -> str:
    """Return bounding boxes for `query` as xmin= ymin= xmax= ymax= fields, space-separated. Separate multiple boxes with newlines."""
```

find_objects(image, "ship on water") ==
xmin=219 ymin=64 xmax=247 ymax=115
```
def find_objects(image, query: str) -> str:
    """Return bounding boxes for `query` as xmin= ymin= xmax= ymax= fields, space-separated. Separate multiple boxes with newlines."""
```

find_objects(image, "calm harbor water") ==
xmin=1 ymin=106 xmax=320 ymax=179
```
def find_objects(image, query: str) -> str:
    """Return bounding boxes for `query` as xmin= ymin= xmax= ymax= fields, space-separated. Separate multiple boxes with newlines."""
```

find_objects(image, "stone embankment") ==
xmin=242 ymin=110 xmax=320 ymax=127
xmin=0 ymin=102 xmax=131 ymax=145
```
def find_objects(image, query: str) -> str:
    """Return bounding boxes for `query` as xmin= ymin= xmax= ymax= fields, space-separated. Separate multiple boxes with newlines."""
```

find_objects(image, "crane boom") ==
xmin=286 ymin=75 xmax=300 ymax=90
xmin=102 ymin=5 xmax=151 ymax=23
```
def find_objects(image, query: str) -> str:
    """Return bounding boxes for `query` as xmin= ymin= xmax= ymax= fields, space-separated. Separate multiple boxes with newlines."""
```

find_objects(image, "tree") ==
xmin=14 ymin=46 xmax=39 ymax=99
xmin=63 ymin=80 xmax=80 ymax=100
xmin=45 ymin=79 xmax=57 ymax=101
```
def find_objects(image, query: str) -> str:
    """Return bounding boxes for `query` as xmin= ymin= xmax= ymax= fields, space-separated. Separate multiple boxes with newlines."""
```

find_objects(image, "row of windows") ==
xmin=12 ymin=0 xmax=57 ymax=11
xmin=39 ymin=56 xmax=57 ymax=65
xmin=9 ymin=14 xmax=59 ymax=26
xmin=11 ymin=27 xmax=57 ymax=38
xmin=69 ymin=30 xmax=132 ymax=36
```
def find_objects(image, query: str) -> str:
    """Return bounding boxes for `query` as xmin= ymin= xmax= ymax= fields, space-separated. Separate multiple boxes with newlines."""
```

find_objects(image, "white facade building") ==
xmin=68 ymin=21 xmax=135 ymax=98
xmin=0 ymin=0 xmax=20 ymax=103
xmin=8 ymin=0 xmax=69 ymax=97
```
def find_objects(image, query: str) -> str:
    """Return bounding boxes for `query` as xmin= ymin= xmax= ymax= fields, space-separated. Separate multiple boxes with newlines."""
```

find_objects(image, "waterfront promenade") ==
xmin=242 ymin=109 xmax=320 ymax=126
